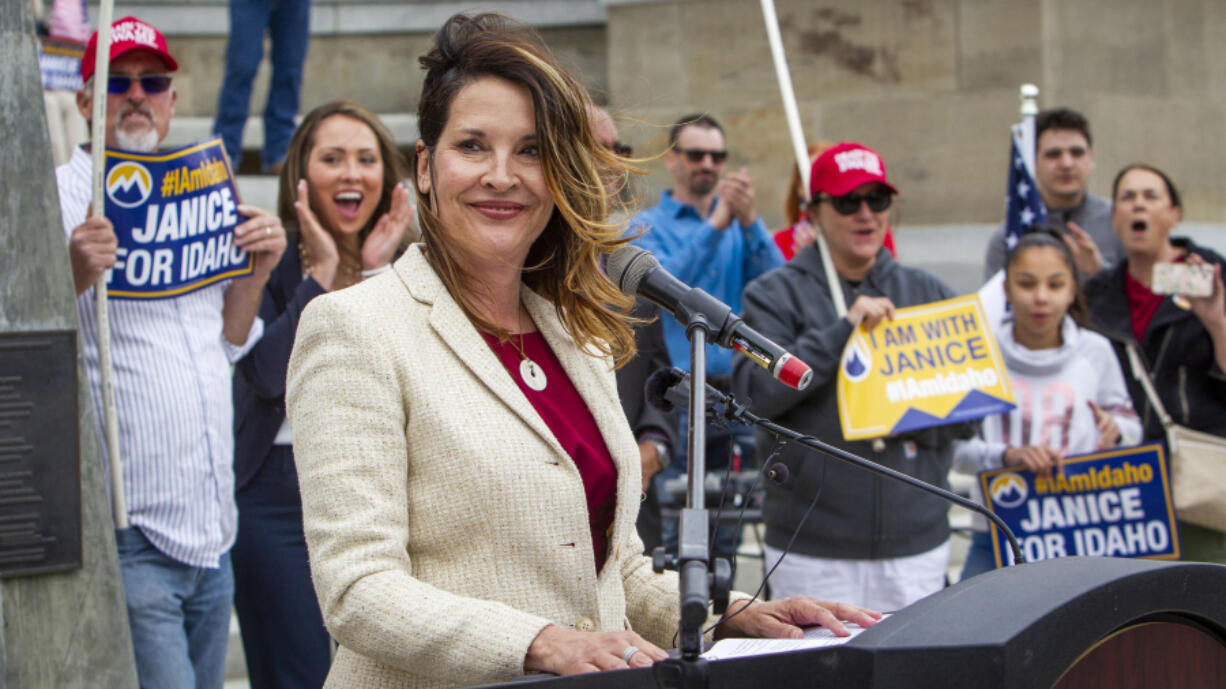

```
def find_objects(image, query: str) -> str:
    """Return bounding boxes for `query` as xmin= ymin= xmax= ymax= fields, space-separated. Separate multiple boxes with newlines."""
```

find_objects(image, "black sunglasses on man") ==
xmin=674 ymin=147 xmax=727 ymax=165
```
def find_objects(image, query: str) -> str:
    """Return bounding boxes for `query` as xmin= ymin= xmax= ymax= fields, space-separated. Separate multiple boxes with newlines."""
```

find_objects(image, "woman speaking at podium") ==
xmin=286 ymin=12 xmax=877 ymax=689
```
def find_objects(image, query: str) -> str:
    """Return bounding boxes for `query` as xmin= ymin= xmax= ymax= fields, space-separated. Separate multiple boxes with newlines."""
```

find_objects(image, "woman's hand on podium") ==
xmin=714 ymin=597 xmax=882 ymax=640
xmin=524 ymin=624 xmax=669 ymax=675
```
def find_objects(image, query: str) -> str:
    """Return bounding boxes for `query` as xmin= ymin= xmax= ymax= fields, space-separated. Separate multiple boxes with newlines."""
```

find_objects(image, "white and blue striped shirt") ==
xmin=57 ymin=147 xmax=262 ymax=568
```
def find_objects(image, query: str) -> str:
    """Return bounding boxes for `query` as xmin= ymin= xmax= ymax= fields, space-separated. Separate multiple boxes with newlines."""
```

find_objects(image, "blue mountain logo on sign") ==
xmin=106 ymin=162 xmax=153 ymax=208
xmin=989 ymin=472 xmax=1028 ymax=508
xmin=890 ymin=406 xmax=943 ymax=434
xmin=947 ymin=389 xmax=1014 ymax=421
xmin=843 ymin=338 xmax=871 ymax=383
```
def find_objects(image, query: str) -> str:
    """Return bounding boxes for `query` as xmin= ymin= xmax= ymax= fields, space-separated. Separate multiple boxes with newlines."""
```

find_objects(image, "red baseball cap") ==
xmin=81 ymin=16 xmax=178 ymax=83
xmin=809 ymin=142 xmax=898 ymax=198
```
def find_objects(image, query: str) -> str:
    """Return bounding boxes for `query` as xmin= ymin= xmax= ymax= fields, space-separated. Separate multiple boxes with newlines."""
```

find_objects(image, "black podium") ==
xmin=473 ymin=557 xmax=1226 ymax=688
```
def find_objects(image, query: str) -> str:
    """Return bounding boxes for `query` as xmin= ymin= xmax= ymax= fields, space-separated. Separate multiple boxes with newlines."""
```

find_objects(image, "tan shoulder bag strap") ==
xmin=1124 ymin=342 xmax=1177 ymax=452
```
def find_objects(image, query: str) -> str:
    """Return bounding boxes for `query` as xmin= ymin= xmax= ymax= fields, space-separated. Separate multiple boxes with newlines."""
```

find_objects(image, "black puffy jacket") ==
xmin=1084 ymin=237 xmax=1226 ymax=441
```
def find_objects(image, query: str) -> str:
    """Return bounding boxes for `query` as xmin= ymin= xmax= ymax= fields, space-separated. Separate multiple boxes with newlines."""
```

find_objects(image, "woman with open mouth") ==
xmin=1084 ymin=163 xmax=1226 ymax=566
xmin=231 ymin=99 xmax=415 ymax=689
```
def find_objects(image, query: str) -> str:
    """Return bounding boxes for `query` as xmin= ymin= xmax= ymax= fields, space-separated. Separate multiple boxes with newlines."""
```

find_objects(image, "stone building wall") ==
xmin=605 ymin=0 xmax=1226 ymax=228
xmin=97 ymin=0 xmax=1226 ymax=227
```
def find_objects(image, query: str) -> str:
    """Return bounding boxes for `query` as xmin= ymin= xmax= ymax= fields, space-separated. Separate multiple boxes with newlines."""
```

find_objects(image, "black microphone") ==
xmin=607 ymin=245 xmax=813 ymax=391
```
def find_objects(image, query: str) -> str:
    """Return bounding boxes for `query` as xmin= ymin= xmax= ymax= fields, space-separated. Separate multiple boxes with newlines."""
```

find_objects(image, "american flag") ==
xmin=1004 ymin=122 xmax=1048 ymax=250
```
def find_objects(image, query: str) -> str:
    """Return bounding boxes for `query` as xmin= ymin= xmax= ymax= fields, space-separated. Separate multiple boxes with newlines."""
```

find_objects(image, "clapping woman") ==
xmin=285 ymin=13 xmax=878 ymax=689
xmin=231 ymin=99 xmax=414 ymax=689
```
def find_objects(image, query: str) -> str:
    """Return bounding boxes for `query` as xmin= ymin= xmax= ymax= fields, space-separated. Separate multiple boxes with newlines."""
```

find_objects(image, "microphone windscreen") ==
xmin=766 ymin=463 xmax=790 ymax=485
xmin=606 ymin=245 xmax=657 ymax=296
xmin=645 ymin=366 xmax=686 ymax=413
xmin=776 ymin=354 xmax=813 ymax=391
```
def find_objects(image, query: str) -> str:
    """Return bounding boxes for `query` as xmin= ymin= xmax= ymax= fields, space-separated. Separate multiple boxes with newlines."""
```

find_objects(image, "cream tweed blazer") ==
xmin=287 ymin=246 xmax=686 ymax=689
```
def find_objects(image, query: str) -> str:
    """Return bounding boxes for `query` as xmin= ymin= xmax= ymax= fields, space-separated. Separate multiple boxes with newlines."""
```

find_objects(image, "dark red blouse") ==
xmin=481 ymin=331 xmax=619 ymax=573
xmin=1125 ymin=271 xmax=1165 ymax=344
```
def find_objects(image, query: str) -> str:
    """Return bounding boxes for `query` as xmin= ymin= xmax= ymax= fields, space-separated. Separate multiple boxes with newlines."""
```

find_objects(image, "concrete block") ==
xmin=773 ymin=0 xmax=958 ymax=101
xmin=606 ymin=2 xmax=687 ymax=108
xmin=1042 ymin=0 xmax=1169 ymax=98
xmin=956 ymin=0 xmax=1042 ymax=91
xmin=1165 ymin=0 xmax=1207 ymax=97
xmin=676 ymin=0 xmax=779 ymax=109
xmin=165 ymin=26 xmax=605 ymax=119
xmin=808 ymin=89 xmax=1019 ymax=225
xmin=1078 ymin=92 xmax=1226 ymax=222
xmin=91 ymin=0 xmax=609 ymax=36
xmin=0 ymin=3 xmax=138 ymax=687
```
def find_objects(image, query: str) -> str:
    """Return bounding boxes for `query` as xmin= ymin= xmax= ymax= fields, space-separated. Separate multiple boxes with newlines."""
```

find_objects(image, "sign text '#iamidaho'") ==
xmin=981 ymin=445 xmax=1178 ymax=566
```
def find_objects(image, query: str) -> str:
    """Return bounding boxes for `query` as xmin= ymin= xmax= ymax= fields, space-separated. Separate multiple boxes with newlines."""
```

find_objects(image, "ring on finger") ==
xmin=620 ymin=646 xmax=640 ymax=663
xmin=265 ymin=226 xmax=271 ymax=238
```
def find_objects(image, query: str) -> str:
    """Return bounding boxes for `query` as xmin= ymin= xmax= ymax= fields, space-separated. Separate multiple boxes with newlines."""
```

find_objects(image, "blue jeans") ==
xmin=115 ymin=527 xmax=234 ymax=689
xmin=958 ymin=530 xmax=1001 ymax=582
xmin=213 ymin=0 xmax=310 ymax=169
xmin=656 ymin=411 xmax=755 ymax=562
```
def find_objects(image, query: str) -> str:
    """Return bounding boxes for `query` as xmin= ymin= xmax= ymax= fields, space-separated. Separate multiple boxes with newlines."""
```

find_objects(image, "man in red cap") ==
xmin=57 ymin=16 xmax=286 ymax=688
xmin=733 ymin=142 xmax=973 ymax=612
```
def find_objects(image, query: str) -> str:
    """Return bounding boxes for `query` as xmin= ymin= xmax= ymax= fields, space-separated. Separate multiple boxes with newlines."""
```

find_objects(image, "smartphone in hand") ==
xmin=1152 ymin=262 xmax=1214 ymax=297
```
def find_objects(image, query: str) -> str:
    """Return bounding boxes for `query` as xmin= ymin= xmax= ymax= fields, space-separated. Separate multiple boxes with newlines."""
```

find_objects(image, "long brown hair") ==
xmin=414 ymin=13 xmax=637 ymax=365
xmin=277 ymin=99 xmax=409 ymax=242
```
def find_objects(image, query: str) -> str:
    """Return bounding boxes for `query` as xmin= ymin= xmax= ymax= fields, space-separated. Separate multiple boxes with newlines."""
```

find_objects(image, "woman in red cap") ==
xmin=773 ymin=141 xmax=897 ymax=262
xmin=735 ymin=142 xmax=974 ymax=611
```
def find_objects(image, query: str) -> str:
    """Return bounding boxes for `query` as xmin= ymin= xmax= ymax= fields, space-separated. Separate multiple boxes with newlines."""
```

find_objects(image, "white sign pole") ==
xmin=759 ymin=0 xmax=847 ymax=317
xmin=88 ymin=1 xmax=128 ymax=529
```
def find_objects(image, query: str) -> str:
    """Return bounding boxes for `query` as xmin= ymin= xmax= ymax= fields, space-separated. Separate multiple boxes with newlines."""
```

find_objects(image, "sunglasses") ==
xmin=674 ymin=147 xmax=728 ymax=164
xmin=817 ymin=189 xmax=893 ymax=215
xmin=107 ymin=75 xmax=173 ymax=95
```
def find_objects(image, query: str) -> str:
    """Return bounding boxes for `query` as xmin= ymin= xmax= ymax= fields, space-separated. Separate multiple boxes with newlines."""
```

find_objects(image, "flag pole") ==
xmin=1018 ymin=84 xmax=1039 ymax=177
xmin=759 ymin=0 xmax=847 ymax=317
xmin=88 ymin=0 xmax=128 ymax=529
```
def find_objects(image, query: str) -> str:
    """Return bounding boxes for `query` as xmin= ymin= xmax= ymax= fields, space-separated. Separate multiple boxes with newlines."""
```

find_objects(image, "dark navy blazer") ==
xmin=233 ymin=236 xmax=327 ymax=490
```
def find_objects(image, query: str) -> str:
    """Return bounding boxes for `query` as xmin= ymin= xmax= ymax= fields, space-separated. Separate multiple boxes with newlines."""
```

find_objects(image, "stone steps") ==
xmin=164 ymin=113 xmax=419 ymax=154
xmin=234 ymin=175 xmax=280 ymax=212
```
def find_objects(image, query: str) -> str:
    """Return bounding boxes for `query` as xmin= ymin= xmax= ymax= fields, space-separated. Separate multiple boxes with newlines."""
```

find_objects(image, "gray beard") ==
xmin=115 ymin=127 xmax=158 ymax=152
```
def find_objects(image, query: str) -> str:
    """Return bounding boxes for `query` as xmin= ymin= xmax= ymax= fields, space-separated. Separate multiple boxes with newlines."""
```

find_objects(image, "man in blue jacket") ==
xmin=629 ymin=114 xmax=783 ymax=556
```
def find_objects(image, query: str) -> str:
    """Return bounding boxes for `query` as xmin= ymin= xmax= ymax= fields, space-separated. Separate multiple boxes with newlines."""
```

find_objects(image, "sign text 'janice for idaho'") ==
xmin=103 ymin=137 xmax=251 ymax=299
xmin=980 ymin=443 xmax=1180 ymax=567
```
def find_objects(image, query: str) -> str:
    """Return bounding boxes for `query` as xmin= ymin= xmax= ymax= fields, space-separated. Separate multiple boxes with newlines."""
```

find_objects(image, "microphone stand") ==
xmin=656 ymin=369 xmax=1027 ymax=570
xmin=650 ymin=318 xmax=732 ymax=689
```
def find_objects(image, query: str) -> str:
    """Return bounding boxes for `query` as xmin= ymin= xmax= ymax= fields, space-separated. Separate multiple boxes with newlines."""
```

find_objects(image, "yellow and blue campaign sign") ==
xmin=103 ymin=137 xmax=252 ymax=299
xmin=980 ymin=443 xmax=1180 ymax=567
xmin=836 ymin=295 xmax=1015 ymax=440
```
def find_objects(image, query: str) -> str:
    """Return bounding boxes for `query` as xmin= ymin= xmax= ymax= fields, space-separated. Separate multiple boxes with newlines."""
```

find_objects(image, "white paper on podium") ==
xmin=702 ymin=617 xmax=886 ymax=661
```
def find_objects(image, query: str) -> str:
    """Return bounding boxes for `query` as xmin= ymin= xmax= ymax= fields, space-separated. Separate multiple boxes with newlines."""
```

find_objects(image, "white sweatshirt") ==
xmin=954 ymin=316 xmax=1142 ymax=531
